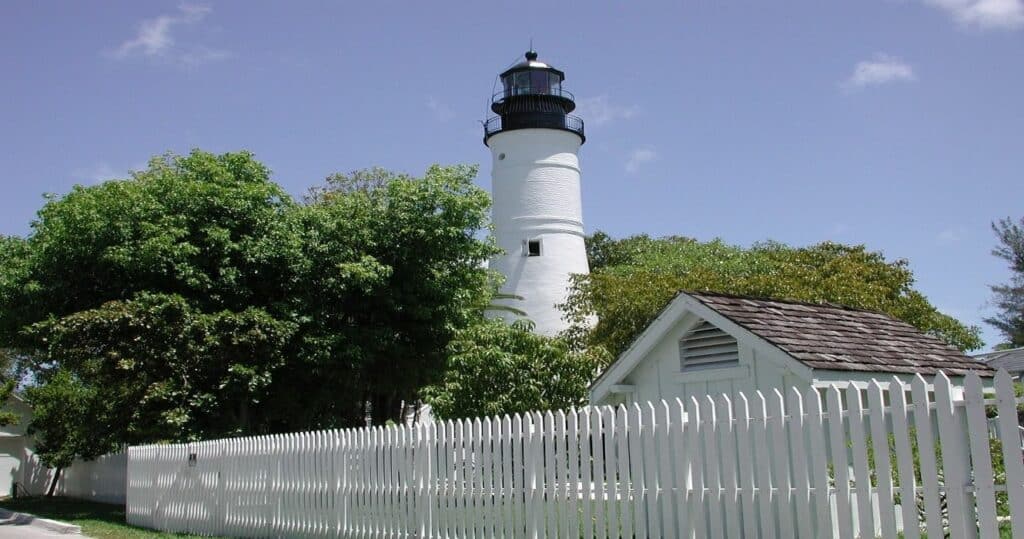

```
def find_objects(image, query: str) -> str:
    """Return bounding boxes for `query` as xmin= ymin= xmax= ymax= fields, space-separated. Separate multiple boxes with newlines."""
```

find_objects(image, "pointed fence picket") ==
xmin=126 ymin=370 xmax=1024 ymax=538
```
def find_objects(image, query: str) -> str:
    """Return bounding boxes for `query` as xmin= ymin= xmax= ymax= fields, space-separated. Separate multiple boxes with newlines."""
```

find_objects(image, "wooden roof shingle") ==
xmin=688 ymin=292 xmax=991 ymax=376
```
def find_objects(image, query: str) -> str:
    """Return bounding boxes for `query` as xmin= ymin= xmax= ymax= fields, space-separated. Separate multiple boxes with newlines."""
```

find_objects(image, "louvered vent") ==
xmin=679 ymin=320 xmax=739 ymax=371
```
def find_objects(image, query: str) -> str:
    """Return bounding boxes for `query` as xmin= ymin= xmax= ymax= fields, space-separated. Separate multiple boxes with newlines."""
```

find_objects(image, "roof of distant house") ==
xmin=685 ymin=291 xmax=991 ymax=376
xmin=973 ymin=346 xmax=1024 ymax=374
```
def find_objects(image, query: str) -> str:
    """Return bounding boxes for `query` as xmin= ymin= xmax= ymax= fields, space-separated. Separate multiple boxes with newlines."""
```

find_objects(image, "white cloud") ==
xmin=937 ymin=226 xmax=968 ymax=244
xmin=842 ymin=54 xmax=916 ymax=90
xmin=74 ymin=161 xmax=146 ymax=184
xmin=922 ymin=0 xmax=1024 ymax=30
xmin=111 ymin=4 xmax=229 ymax=66
xmin=936 ymin=304 xmax=974 ymax=323
xmin=426 ymin=97 xmax=455 ymax=122
xmin=625 ymin=148 xmax=657 ymax=173
xmin=575 ymin=95 xmax=639 ymax=126
xmin=829 ymin=223 xmax=851 ymax=236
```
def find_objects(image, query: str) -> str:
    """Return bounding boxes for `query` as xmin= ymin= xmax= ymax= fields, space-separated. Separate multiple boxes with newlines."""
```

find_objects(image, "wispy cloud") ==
xmin=922 ymin=0 xmax=1024 ymax=30
xmin=426 ymin=97 xmax=455 ymax=122
xmin=828 ymin=223 xmax=851 ymax=237
xmin=842 ymin=54 xmax=916 ymax=90
xmin=110 ymin=4 xmax=229 ymax=66
xmin=74 ymin=162 xmax=145 ymax=184
xmin=575 ymin=95 xmax=639 ymax=127
xmin=937 ymin=226 xmax=968 ymax=244
xmin=625 ymin=148 xmax=657 ymax=174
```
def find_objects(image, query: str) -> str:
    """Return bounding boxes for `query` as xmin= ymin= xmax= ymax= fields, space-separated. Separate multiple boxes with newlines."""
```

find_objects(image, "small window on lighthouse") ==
xmin=525 ymin=240 xmax=542 ymax=257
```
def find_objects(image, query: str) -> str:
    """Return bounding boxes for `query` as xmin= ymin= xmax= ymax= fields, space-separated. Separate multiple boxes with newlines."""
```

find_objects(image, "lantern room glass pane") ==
xmin=513 ymin=72 xmax=530 ymax=95
xmin=549 ymin=77 xmax=561 ymax=95
xmin=504 ymin=70 xmax=563 ymax=97
xmin=530 ymin=71 xmax=550 ymax=94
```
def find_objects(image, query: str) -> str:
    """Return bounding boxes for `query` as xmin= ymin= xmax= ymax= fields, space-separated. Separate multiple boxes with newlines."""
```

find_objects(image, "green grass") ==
xmin=0 ymin=496 xmax=208 ymax=539
xmin=897 ymin=521 xmax=1014 ymax=538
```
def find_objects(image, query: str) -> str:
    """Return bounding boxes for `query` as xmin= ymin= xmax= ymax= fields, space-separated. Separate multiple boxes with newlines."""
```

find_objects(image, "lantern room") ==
xmin=484 ymin=50 xmax=585 ymax=144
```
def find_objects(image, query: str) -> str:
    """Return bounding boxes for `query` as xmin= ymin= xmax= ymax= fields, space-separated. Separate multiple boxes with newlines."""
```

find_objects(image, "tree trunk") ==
xmin=238 ymin=399 xmax=250 ymax=433
xmin=46 ymin=466 xmax=62 ymax=497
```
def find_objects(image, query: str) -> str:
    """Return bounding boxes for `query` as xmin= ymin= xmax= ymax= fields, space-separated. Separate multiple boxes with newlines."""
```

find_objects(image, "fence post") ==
xmin=687 ymin=396 xmax=707 ymax=538
xmin=935 ymin=371 xmax=973 ymax=538
xmin=566 ymin=408 xmax=581 ymax=539
xmin=786 ymin=388 xmax=813 ymax=539
xmin=888 ymin=377 xmax=920 ymax=539
xmin=671 ymin=398 xmax=691 ymax=539
xmin=964 ymin=372 xmax=998 ymax=539
xmin=846 ymin=383 xmax=874 ymax=538
xmin=803 ymin=386 xmax=832 ymax=538
xmin=579 ymin=408 xmax=594 ymax=539
xmin=592 ymin=407 xmax=608 ymax=539
xmin=993 ymin=370 xmax=1024 ymax=539
xmin=655 ymin=400 xmax=675 ymax=539
xmin=867 ymin=380 xmax=898 ymax=538
xmin=770 ymin=389 xmax=795 ymax=538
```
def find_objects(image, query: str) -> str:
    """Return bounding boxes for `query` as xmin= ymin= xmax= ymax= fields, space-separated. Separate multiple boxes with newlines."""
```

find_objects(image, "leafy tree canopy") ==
xmin=0 ymin=349 xmax=21 ymax=427
xmin=987 ymin=217 xmax=1024 ymax=348
xmin=564 ymin=232 xmax=983 ymax=362
xmin=0 ymin=151 xmax=498 ymax=464
xmin=423 ymin=319 xmax=597 ymax=419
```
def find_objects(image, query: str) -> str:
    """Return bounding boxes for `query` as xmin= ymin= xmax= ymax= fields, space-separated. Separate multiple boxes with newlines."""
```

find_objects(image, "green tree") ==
xmin=423 ymin=319 xmax=598 ymax=419
xmin=564 ymin=233 xmax=983 ymax=361
xmin=0 ymin=349 xmax=20 ymax=427
xmin=987 ymin=216 xmax=1024 ymax=348
xmin=283 ymin=164 xmax=498 ymax=426
xmin=0 ymin=151 xmax=497 ymax=467
xmin=23 ymin=371 xmax=104 ymax=496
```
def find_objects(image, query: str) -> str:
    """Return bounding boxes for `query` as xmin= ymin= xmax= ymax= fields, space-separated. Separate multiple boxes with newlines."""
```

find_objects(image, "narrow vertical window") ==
xmin=525 ymin=239 xmax=541 ymax=257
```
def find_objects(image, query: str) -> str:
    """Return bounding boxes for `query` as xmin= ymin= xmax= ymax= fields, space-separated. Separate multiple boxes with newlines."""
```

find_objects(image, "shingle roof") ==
xmin=974 ymin=347 xmax=1024 ymax=374
xmin=688 ymin=291 xmax=991 ymax=376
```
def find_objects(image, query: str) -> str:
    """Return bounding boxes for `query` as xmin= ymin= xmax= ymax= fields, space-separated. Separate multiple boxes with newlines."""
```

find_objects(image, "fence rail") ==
xmin=126 ymin=371 xmax=1024 ymax=538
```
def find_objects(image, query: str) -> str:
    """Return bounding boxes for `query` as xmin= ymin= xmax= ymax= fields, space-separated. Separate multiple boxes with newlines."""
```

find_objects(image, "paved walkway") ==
xmin=0 ymin=520 xmax=85 ymax=538
xmin=0 ymin=512 xmax=86 ymax=538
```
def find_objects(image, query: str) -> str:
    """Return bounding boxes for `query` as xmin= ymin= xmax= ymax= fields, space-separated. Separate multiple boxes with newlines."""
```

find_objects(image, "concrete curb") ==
xmin=0 ymin=507 xmax=82 ymax=535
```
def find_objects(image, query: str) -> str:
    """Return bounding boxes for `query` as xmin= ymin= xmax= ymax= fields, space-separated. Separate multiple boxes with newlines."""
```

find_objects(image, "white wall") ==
xmin=598 ymin=311 xmax=812 ymax=407
xmin=487 ymin=128 xmax=589 ymax=336
xmin=14 ymin=448 xmax=127 ymax=504
xmin=0 ymin=397 xmax=34 ymax=497
xmin=0 ymin=436 xmax=25 ymax=497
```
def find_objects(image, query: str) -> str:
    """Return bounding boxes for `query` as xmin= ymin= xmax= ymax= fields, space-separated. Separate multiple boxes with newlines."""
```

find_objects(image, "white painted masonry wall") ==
xmin=487 ymin=128 xmax=589 ymax=336
xmin=596 ymin=311 xmax=812 ymax=407
xmin=15 ymin=449 xmax=127 ymax=504
xmin=1 ymin=397 xmax=125 ymax=502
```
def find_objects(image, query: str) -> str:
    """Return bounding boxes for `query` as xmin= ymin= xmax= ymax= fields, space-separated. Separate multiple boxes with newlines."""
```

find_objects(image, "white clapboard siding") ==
xmin=125 ymin=370 xmax=1022 ymax=538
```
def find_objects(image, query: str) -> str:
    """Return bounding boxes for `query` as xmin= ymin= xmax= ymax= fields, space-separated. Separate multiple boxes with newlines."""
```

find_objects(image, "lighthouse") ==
xmin=484 ymin=50 xmax=589 ymax=336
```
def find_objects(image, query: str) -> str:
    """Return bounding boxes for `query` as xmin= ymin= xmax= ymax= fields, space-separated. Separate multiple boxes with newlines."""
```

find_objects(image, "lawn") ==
xmin=0 ymin=497 xmax=208 ymax=539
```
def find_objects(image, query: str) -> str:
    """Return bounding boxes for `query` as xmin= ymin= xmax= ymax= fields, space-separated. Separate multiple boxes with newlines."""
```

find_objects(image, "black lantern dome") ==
xmin=484 ymin=50 xmax=585 ymax=144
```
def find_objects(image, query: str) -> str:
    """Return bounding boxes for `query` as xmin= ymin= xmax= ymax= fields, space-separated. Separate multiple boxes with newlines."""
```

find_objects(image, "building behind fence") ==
xmin=126 ymin=371 xmax=1024 ymax=539
xmin=16 ymin=450 xmax=127 ymax=504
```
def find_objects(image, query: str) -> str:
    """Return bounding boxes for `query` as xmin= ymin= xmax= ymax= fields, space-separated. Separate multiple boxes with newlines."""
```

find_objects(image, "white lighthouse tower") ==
xmin=484 ymin=50 xmax=589 ymax=336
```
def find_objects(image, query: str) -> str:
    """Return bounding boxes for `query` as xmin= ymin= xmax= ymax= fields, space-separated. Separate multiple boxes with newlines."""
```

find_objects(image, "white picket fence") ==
xmin=126 ymin=371 xmax=1024 ymax=538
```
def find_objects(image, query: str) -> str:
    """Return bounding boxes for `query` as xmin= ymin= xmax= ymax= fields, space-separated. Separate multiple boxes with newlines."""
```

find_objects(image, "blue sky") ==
xmin=2 ymin=1 xmax=1022 ymax=351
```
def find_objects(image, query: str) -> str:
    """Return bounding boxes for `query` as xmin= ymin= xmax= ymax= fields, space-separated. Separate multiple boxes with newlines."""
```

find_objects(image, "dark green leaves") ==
xmin=423 ymin=319 xmax=598 ymax=419
xmin=987 ymin=217 xmax=1024 ymax=348
xmin=1 ymin=151 xmax=498 ymax=464
xmin=564 ymin=233 xmax=983 ymax=361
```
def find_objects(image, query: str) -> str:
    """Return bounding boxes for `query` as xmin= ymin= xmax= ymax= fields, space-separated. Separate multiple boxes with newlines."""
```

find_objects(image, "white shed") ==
xmin=590 ymin=291 xmax=991 ymax=406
